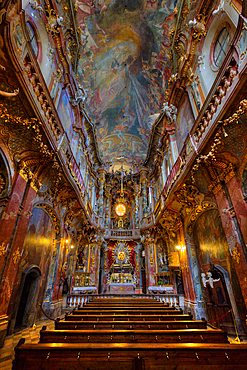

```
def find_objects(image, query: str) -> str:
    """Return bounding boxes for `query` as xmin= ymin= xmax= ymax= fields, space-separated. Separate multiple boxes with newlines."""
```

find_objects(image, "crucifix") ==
xmin=120 ymin=166 xmax=125 ymax=197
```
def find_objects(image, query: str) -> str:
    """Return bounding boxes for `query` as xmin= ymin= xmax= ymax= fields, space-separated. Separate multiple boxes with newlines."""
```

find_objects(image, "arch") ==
xmin=185 ymin=201 xmax=217 ymax=238
xmin=8 ymin=265 xmax=42 ymax=334
xmin=34 ymin=202 xmax=61 ymax=238
xmin=241 ymin=162 xmax=247 ymax=197
xmin=0 ymin=145 xmax=13 ymax=198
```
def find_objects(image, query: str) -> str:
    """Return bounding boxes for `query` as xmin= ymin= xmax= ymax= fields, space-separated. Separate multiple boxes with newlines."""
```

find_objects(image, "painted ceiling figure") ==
xmin=75 ymin=0 xmax=177 ymax=165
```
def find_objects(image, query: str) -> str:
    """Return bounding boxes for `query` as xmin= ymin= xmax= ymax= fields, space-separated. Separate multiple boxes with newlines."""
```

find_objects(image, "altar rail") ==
xmin=65 ymin=294 xmax=184 ymax=309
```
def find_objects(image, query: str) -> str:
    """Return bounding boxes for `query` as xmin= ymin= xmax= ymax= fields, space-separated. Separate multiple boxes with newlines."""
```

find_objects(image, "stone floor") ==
xmin=0 ymin=320 xmax=55 ymax=370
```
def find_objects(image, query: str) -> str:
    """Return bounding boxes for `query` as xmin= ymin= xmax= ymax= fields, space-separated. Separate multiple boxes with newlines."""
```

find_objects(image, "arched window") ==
xmin=26 ymin=21 xmax=39 ymax=58
xmin=213 ymin=27 xmax=230 ymax=67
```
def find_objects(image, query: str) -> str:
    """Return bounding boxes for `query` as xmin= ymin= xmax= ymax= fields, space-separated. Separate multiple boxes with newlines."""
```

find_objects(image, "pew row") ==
xmin=13 ymin=342 xmax=247 ymax=370
xmin=39 ymin=328 xmax=228 ymax=344
xmin=55 ymin=319 xmax=207 ymax=330
xmin=65 ymin=314 xmax=192 ymax=321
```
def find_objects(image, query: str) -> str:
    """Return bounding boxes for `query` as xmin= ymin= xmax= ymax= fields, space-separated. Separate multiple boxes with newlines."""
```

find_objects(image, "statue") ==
xmin=162 ymin=102 xmax=177 ymax=125
xmin=76 ymin=248 xmax=85 ymax=270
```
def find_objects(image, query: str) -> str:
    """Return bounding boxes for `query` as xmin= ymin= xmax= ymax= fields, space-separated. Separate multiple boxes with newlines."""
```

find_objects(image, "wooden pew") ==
xmin=13 ymin=341 xmax=247 ymax=370
xmin=84 ymin=300 xmax=168 ymax=305
xmin=40 ymin=328 xmax=228 ymax=344
xmin=55 ymin=319 xmax=207 ymax=330
xmin=13 ymin=294 xmax=247 ymax=369
xmin=75 ymin=307 xmax=177 ymax=312
xmin=65 ymin=314 xmax=193 ymax=321
xmin=79 ymin=305 xmax=171 ymax=310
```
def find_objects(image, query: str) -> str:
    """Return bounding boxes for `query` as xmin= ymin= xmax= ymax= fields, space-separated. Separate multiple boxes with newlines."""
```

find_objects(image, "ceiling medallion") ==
xmin=115 ymin=203 xmax=126 ymax=217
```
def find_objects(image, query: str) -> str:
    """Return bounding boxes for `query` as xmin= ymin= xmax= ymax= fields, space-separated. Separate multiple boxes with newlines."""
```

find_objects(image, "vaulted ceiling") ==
xmin=76 ymin=0 xmax=177 ymax=166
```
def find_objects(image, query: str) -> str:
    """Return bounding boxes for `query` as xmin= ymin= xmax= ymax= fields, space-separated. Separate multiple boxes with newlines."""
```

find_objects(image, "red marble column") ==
xmin=135 ymin=246 xmax=141 ymax=293
xmin=52 ymin=240 xmax=64 ymax=303
xmin=180 ymin=228 xmax=196 ymax=302
xmin=0 ymin=174 xmax=27 ymax=274
xmin=145 ymin=241 xmax=156 ymax=289
xmin=0 ymin=175 xmax=36 ymax=316
xmin=227 ymin=176 xmax=247 ymax=247
xmin=215 ymin=187 xmax=247 ymax=309
xmin=89 ymin=243 xmax=100 ymax=291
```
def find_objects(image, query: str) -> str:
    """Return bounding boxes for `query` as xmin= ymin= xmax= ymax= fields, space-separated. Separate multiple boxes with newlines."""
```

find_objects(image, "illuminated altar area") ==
xmin=106 ymin=241 xmax=137 ymax=294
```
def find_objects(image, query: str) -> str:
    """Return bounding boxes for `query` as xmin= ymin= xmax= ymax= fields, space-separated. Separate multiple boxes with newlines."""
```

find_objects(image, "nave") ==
xmin=13 ymin=296 xmax=247 ymax=370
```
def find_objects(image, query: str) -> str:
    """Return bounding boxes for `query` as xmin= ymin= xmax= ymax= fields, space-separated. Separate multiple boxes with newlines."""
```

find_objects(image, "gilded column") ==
xmin=142 ymin=232 xmax=156 ymax=290
xmin=133 ymin=183 xmax=140 ymax=228
xmin=97 ymin=169 xmax=106 ymax=220
xmin=135 ymin=242 xmax=142 ymax=293
xmin=140 ymin=169 xmax=149 ymax=218
xmin=104 ymin=185 xmax=111 ymax=228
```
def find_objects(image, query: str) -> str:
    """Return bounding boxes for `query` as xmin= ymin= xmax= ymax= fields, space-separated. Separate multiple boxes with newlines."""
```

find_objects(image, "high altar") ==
xmin=107 ymin=242 xmax=137 ymax=294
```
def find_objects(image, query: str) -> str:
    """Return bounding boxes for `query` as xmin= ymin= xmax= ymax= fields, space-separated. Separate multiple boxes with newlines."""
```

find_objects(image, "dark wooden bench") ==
xmin=79 ymin=305 xmax=171 ymax=310
xmin=73 ymin=306 xmax=178 ymax=315
xmin=55 ymin=319 xmax=207 ymax=330
xmin=86 ymin=299 xmax=170 ymax=306
xmin=40 ymin=328 xmax=228 ymax=344
xmin=65 ymin=314 xmax=192 ymax=321
xmin=13 ymin=341 xmax=247 ymax=370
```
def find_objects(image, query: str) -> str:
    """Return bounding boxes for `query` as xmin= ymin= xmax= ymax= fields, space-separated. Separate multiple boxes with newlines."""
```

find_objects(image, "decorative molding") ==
xmin=208 ymin=163 xmax=235 ymax=194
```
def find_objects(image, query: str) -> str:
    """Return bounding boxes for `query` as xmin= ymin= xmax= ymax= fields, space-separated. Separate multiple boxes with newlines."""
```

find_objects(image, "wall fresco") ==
xmin=76 ymin=0 xmax=177 ymax=164
xmin=57 ymin=90 xmax=75 ymax=139
xmin=175 ymin=93 xmax=194 ymax=153
xmin=21 ymin=207 xmax=55 ymax=302
xmin=193 ymin=209 xmax=228 ymax=265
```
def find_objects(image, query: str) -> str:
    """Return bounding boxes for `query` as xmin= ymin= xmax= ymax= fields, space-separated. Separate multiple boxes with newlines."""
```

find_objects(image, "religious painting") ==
xmin=175 ymin=93 xmax=194 ymax=154
xmin=75 ymin=0 xmax=177 ymax=164
xmin=57 ymin=90 xmax=75 ymax=139
xmin=21 ymin=207 xmax=55 ymax=302
xmin=14 ymin=23 xmax=24 ymax=54
xmin=239 ymin=28 xmax=247 ymax=59
xmin=193 ymin=209 xmax=228 ymax=266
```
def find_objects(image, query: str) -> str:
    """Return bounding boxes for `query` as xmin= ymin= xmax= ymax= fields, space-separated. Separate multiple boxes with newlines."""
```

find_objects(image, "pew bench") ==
xmin=55 ymin=319 xmax=207 ymax=330
xmin=74 ymin=308 xmax=179 ymax=315
xmin=13 ymin=341 xmax=247 ymax=370
xmin=65 ymin=314 xmax=192 ymax=322
xmin=39 ymin=328 xmax=228 ymax=344
xmin=77 ymin=305 xmax=174 ymax=312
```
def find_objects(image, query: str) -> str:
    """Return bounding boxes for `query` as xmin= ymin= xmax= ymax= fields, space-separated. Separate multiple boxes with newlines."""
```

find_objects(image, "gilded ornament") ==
xmin=13 ymin=247 xmax=21 ymax=265
xmin=232 ymin=248 xmax=241 ymax=264
xmin=0 ymin=242 xmax=6 ymax=258
xmin=0 ymin=173 xmax=5 ymax=194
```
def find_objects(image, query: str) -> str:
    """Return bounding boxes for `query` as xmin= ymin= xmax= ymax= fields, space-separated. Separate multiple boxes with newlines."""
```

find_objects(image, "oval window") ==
xmin=213 ymin=27 xmax=230 ymax=67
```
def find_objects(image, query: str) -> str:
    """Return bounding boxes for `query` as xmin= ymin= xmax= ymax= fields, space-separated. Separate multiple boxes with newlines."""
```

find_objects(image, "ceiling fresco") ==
xmin=76 ymin=0 xmax=177 ymax=165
